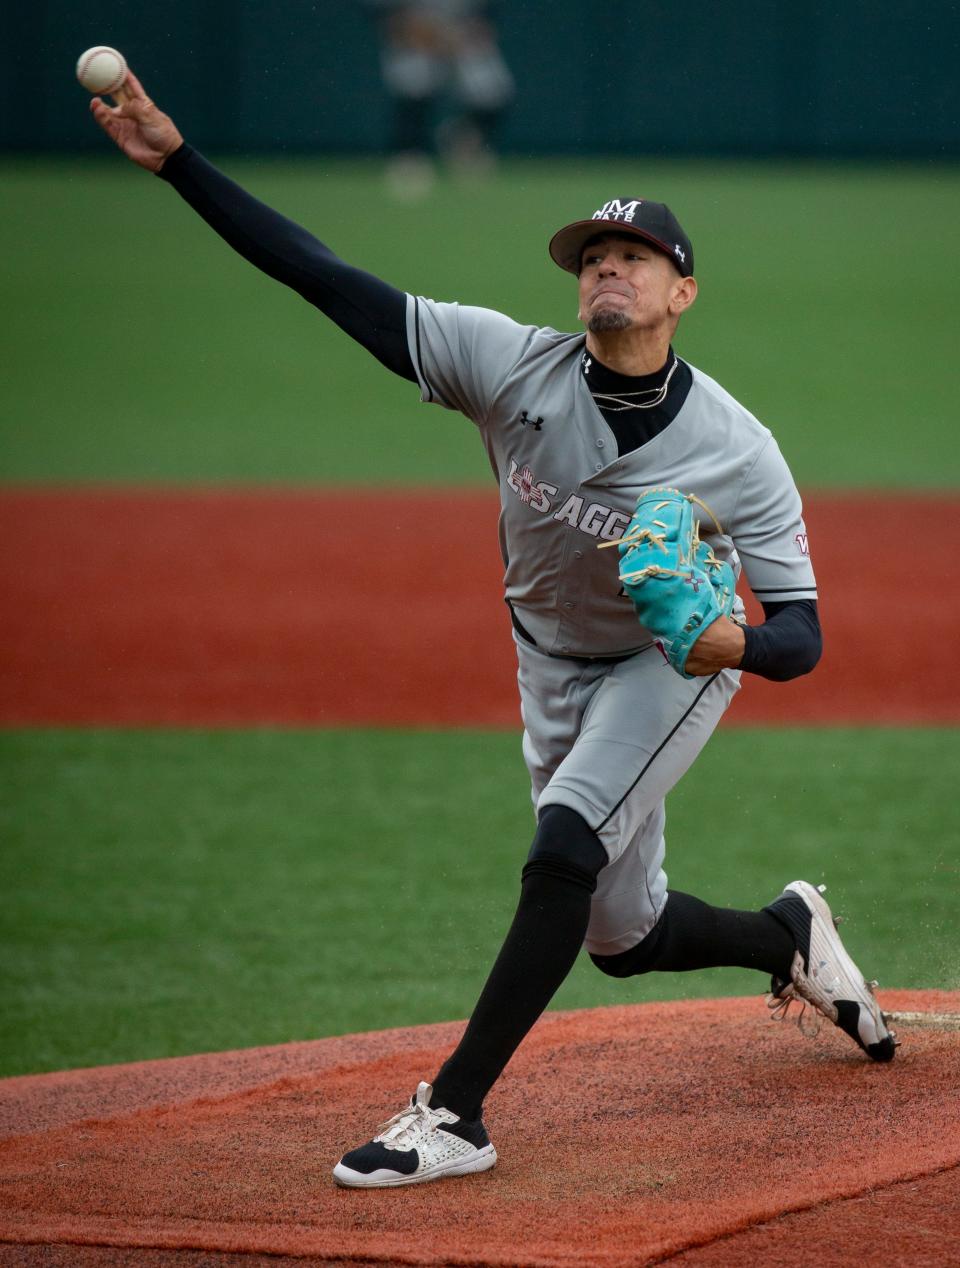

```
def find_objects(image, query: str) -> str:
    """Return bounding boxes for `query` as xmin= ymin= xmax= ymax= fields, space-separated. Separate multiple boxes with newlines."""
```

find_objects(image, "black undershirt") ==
xmin=582 ymin=345 xmax=693 ymax=450
xmin=159 ymin=144 xmax=820 ymax=682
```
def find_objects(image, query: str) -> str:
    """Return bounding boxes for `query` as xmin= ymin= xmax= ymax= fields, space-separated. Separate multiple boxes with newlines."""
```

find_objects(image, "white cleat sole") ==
xmin=333 ymin=1143 xmax=497 ymax=1188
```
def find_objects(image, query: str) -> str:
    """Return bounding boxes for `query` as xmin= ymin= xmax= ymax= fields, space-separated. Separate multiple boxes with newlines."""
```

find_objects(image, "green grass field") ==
xmin=2 ymin=157 xmax=958 ymax=1080
xmin=3 ymin=156 xmax=960 ymax=488
xmin=2 ymin=727 xmax=957 ymax=1079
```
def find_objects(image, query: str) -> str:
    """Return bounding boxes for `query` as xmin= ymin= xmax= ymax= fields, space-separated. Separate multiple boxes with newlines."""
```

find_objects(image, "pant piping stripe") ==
xmin=596 ymin=673 xmax=722 ymax=831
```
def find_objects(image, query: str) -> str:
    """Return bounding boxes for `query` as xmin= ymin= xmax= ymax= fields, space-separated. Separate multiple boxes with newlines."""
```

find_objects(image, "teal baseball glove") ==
xmin=611 ymin=487 xmax=736 ymax=678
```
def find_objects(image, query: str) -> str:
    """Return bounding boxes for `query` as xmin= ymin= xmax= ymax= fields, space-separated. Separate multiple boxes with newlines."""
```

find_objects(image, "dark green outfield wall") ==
xmin=3 ymin=0 xmax=959 ymax=157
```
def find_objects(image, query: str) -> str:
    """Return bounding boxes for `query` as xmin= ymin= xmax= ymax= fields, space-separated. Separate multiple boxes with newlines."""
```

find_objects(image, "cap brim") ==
xmin=548 ymin=219 xmax=679 ymax=275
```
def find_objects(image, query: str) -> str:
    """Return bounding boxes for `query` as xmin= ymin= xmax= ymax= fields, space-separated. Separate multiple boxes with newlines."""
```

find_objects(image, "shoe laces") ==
xmin=375 ymin=1084 xmax=450 ymax=1151
xmin=767 ymin=989 xmax=822 ymax=1038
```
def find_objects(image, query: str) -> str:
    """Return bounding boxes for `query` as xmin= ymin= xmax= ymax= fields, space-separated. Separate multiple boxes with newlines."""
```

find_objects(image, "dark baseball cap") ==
xmin=549 ymin=197 xmax=694 ymax=277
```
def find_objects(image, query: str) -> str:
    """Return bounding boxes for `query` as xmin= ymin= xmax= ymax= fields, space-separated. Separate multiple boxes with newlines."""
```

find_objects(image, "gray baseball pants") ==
xmin=515 ymin=634 xmax=741 ymax=957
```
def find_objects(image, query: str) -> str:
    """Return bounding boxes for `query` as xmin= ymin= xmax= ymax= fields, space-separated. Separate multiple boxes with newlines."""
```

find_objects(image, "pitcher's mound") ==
xmin=2 ymin=991 xmax=959 ymax=1267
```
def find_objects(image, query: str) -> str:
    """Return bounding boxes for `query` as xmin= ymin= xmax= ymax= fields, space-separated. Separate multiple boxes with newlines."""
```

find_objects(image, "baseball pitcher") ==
xmin=90 ymin=71 xmax=897 ymax=1190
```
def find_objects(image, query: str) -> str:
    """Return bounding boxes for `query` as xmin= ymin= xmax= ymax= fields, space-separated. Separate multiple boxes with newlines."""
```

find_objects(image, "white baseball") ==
xmin=76 ymin=46 xmax=128 ymax=95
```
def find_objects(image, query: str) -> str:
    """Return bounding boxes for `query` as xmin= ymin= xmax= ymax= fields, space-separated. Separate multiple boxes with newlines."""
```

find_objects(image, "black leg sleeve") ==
xmin=430 ymin=807 xmax=607 ymax=1121
xmin=590 ymin=890 xmax=796 ymax=981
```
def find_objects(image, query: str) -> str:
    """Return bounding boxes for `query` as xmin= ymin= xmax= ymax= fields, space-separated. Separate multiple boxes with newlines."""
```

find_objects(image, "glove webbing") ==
xmin=599 ymin=490 xmax=727 ymax=586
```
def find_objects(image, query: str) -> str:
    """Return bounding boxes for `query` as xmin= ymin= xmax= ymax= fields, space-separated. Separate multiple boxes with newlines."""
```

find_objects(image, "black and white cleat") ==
xmin=765 ymin=881 xmax=898 ymax=1062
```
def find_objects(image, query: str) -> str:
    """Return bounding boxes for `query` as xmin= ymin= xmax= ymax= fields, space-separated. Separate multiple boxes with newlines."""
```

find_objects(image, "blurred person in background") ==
xmin=362 ymin=0 xmax=514 ymax=197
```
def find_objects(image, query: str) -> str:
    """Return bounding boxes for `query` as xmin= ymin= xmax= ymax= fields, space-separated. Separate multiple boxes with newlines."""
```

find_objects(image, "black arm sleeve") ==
xmin=739 ymin=599 xmax=822 ymax=682
xmin=157 ymin=144 xmax=416 ymax=382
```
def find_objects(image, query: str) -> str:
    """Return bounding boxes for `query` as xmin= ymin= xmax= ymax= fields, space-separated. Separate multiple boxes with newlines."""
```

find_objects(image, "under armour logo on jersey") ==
xmin=519 ymin=409 xmax=544 ymax=431
xmin=592 ymin=199 xmax=642 ymax=223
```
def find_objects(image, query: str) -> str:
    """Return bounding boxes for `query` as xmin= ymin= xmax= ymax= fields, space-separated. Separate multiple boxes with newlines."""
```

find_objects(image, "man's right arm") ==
xmin=90 ymin=70 xmax=415 ymax=381
xmin=158 ymin=146 xmax=415 ymax=379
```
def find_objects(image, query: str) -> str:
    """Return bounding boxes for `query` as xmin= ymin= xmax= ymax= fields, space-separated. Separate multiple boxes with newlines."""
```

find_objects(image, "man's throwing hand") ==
xmin=89 ymin=69 xmax=183 ymax=172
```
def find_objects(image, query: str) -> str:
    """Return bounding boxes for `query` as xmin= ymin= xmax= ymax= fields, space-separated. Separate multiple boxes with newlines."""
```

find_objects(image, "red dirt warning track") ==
xmin=2 ymin=487 xmax=959 ymax=727
xmin=1 ymin=992 xmax=958 ymax=1267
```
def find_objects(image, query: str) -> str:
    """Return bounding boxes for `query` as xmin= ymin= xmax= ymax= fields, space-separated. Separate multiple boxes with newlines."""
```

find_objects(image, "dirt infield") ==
xmin=1 ymin=991 xmax=958 ymax=1267
xmin=2 ymin=488 xmax=958 ymax=1263
xmin=2 ymin=487 xmax=959 ymax=727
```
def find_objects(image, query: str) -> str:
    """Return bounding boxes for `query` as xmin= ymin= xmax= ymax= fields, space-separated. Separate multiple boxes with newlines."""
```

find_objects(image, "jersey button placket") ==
xmin=556 ymin=520 xmax=586 ymax=650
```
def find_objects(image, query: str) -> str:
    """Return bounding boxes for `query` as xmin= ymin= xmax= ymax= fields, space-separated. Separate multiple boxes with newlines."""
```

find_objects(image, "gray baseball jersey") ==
xmin=406 ymin=297 xmax=816 ymax=658
xmin=405 ymin=295 xmax=816 ymax=948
